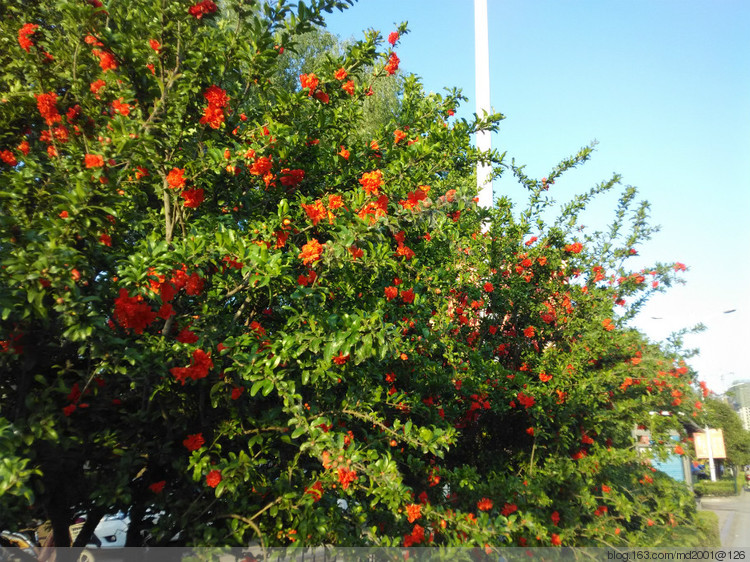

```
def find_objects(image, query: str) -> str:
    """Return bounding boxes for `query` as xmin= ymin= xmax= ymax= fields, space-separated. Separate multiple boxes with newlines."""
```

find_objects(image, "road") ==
xmin=700 ymin=488 xmax=750 ymax=547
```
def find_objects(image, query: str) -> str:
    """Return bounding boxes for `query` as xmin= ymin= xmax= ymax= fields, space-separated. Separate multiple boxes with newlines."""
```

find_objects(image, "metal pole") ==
xmin=474 ymin=0 xmax=493 ymax=209
xmin=705 ymin=426 xmax=717 ymax=482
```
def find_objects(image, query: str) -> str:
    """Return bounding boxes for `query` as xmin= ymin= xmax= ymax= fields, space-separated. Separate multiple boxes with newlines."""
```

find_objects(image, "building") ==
xmin=725 ymin=380 xmax=750 ymax=431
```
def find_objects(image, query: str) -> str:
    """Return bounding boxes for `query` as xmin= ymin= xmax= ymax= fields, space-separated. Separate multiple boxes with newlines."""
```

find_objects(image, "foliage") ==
xmin=693 ymin=480 xmax=737 ymax=497
xmin=0 ymin=0 xmax=705 ymax=549
xmin=700 ymin=398 xmax=750 ymax=467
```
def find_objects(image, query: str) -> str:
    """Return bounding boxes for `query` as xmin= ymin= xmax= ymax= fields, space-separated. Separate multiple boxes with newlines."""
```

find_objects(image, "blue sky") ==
xmin=323 ymin=1 xmax=750 ymax=394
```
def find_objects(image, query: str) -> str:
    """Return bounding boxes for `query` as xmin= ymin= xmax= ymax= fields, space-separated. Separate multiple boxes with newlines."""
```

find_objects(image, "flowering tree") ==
xmin=1 ymin=0 xmax=708 ymax=549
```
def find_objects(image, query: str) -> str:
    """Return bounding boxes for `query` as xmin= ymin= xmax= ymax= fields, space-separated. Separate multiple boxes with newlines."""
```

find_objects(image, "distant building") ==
xmin=726 ymin=380 xmax=750 ymax=431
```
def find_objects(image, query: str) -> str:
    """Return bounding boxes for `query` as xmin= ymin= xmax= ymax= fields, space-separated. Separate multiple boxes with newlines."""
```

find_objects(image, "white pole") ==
xmin=705 ymin=426 xmax=717 ymax=482
xmin=474 ymin=0 xmax=493 ymax=209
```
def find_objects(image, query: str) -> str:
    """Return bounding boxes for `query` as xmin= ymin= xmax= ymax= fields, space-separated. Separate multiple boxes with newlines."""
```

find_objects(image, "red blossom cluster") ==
xmin=393 ymin=231 xmax=415 ymax=260
xmin=166 ymin=167 xmax=204 ymax=208
xmin=305 ymin=481 xmax=324 ymax=502
xmin=359 ymin=169 xmax=383 ymax=196
xmin=399 ymin=186 xmax=428 ymax=211
xmin=189 ymin=0 xmax=218 ymax=19
xmin=403 ymin=524 xmax=425 ymax=547
xmin=91 ymin=49 xmax=118 ymax=72
xmin=477 ymin=497 xmax=493 ymax=511
xmin=35 ymin=92 xmax=61 ymax=126
xmin=183 ymin=432 xmax=205 ymax=451
xmin=113 ymin=289 xmax=157 ymax=334
xmin=336 ymin=466 xmax=357 ymax=490
xmin=1 ymin=150 xmax=18 ymax=167
xmin=298 ymin=238 xmax=324 ymax=266
xmin=357 ymin=195 xmax=388 ymax=224
xmin=206 ymin=469 xmax=222 ymax=488
xmin=384 ymin=52 xmax=400 ymax=75
xmin=170 ymin=349 xmax=213 ymax=385
xmin=18 ymin=23 xmax=38 ymax=52
xmin=199 ymin=85 xmax=229 ymax=129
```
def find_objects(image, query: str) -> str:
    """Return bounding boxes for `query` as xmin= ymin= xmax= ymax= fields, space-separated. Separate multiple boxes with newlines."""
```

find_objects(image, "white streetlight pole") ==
xmin=705 ymin=426 xmax=717 ymax=482
xmin=474 ymin=0 xmax=493 ymax=209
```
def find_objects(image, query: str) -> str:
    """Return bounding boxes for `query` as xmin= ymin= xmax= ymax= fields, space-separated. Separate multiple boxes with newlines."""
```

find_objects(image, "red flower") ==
xmin=149 ymin=39 xmax=161 ymax=52
xmin=539 ymin=372 xmax=552 ymax=383
xmin=171 ymin=349 xmax=213 ymax=385
xmin=185 ymin=272 xmax=205 ymax=296
xmin=517 ymin=392 xmax=535 ymax=409
xmin=395 ymin=245 xmax=415 ymax=260
xmin=297 ymin=270 xmax=317 ymax=287
xmin=298 ymin=238 xmax=324 ymax=266
xmin=564 ymin=242 xmax=583 ymax=254
xmin=334 ymin=67 xmax=347 ymax=80
xmin=501 ymin=503 xmax=518 ymax=517
xmin=393 ymin=129 xmax=407 ymax=144
xmin=183 ymin=432 xmax=205 ymax=451
xmin=85 ymin=154 xmax=104 ymax=168
xmin=206 ymin=469 xmax=222 ymax=488
xmin=384 ymin=52 xmax=400 ymax=75
xmin=405 ymin=503 xmax=422 ymax=523
xmin=332 ymin=352 xmax=350 ymax=365
xmin=483 ymin=282 xmax=494 ymax=292
xmin=111 ymin=98 xmax=131 ymax=116
xmin=384 ymin=286 xmax=398 ymax=300
xmin=305 ymin=481 xmax=324 ymax=502
xmin=477 ymin=498 xmax=493 ymax=511
xmin=551 ymin=533 xmax=562 ymax=546
xmin=230 ymin=386 xmax=244 ymax=400
xmin=337 ymin=467 xmax=357 ymax=490
xmin=189 ymin=0 xmax=218 ymax=19
xmin=1 ymin=150 xmax=18 ymax=167
xmin=403 ymin=524 xmax=425 ymax=547
xmin=401 ymin=288 xmax=415 ymax=304
xmin=302 ymin=200 xmax=326 ymax=225
xmin=92 ymin=49 xmax=118 ymax=72
xmin=166 ymin=168 xmax=186 ymax=189
xmin=674 ymin=445 xmax=685 ymax=455
xmin=35 ymin=92 xmax=61 ymax=125
xmin=359 ymin=170 xmax=383 ymax=195
xmin=299 ymin=73 xmax=319 ymax=95
xmin=199 ymin=104 xmax=224 ymax=128
xmin=341 ymin=80 xmax=355 ymax=96
xmin=551 ymin=511 xmax=560 ymax=525
xmin=157 ymin=303 xmax=174 ymax=319
xmin=112 ymin=289 xmax=157 ymax=334
xmin=59 ymin=210 xmax=69 ymax=219
xmin=280 ymin=168 xmax=305 ymax=188
xmin=90 ymin=79 xmax=106 ymax=96
xmin=348 ymin=246 xmax=363 ymax=260
xmin=399 ymin=188 xmax=427 ymax=211
xmin=181 ymin=188 xmax=204 ymax=208
xmin=18 ymin=23 xmax=39 ymax=52
xmin=313 ymin=90 xmax=329 ymax=104
xmin=176 ymin=328 xmax=199 ymax=344
xmin=149 ymin=481 xmax=166 ymax=494
xmin=523 ymin=326 xmax=535 ymax=338
xmin=203 ymin=85 xmax=229 ymax=108
xmin=249 ymin=155 xmax=273 ymax=176
xmin=388 ymin=31 xmax=400 ymax=45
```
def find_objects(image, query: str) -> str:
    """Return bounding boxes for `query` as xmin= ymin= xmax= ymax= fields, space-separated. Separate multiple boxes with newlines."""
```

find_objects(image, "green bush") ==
xmin=694 ymin=480 xmax=736 ymax=497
